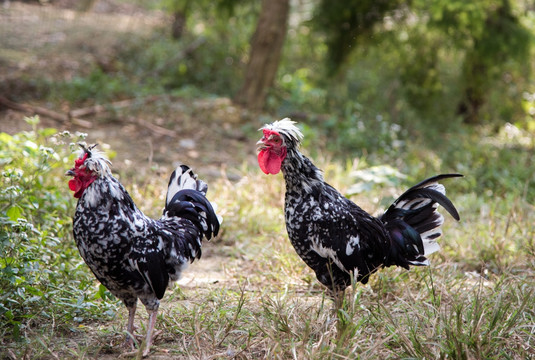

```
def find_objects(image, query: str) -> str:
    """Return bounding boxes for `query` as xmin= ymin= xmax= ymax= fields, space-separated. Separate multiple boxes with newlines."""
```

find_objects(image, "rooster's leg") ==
xmin=126 ymin=302 xmax=137 ymax=350
xmin=142 ymin=308 xmax=158 ymax=357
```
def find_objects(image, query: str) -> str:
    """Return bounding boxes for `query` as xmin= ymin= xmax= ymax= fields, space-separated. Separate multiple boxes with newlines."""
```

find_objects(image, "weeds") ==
xmin=378 ymin=278 xmax=535 ymax=359
xmin=0 ymin=117 xmax=119 ymax=357
xmin=1 ymin=119 xmax=534 ymax=359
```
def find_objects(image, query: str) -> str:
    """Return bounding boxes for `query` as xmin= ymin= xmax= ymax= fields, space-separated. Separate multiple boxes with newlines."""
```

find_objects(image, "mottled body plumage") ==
xmin=68 ymin=146 xmax=219 ymax=355
xmin=73 ymin=175 xmax=201 ymax=310
xmin=257 ymin=119 xmax=461 ymax=294
xmin=282 ymin=148 xmax=390 ymax=290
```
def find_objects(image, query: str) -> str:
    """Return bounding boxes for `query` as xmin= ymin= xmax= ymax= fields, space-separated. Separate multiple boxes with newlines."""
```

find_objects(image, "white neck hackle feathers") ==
xmin=261 ymin=118 xmax=304 ymax=147
xmin=79 ymin=145 xmax=112 ymax=178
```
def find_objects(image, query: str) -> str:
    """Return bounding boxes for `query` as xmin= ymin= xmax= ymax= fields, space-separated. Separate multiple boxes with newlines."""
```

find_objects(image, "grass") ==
xmin=3 ymin=137 xmax=534 ymax=359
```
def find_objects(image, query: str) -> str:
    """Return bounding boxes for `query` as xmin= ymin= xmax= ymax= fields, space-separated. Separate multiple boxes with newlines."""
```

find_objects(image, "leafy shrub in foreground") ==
xmin=0 ymin=117 xmax=117 ymax=341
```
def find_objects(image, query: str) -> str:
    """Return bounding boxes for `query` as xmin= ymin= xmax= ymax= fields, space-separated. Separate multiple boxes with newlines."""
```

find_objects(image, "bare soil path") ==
xmin=0 ymin=1 xmax=255 ymax=179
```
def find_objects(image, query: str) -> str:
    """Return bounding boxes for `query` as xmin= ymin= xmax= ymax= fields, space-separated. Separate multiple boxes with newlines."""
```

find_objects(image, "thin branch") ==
xmin=0 ymin=96 xmax=92 ymax=128
xmin=129 ymin=117 xmax=177 ymax=138
xmin=68 ymin=95 xmax=160 ymax=118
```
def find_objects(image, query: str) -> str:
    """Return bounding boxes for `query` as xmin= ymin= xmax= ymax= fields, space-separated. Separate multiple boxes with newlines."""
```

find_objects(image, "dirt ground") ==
xmin=0 ymin=1 xmax=257 ymax=180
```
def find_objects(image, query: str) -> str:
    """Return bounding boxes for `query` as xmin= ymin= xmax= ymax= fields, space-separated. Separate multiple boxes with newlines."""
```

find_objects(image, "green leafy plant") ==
xmin=0 ymin=117 xmax=118 ymax=344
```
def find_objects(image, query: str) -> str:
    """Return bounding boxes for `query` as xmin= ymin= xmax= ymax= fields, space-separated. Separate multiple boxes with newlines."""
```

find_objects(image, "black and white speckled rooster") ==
xmin=257 ymin=119 xmax=461 ymax=298
xmin=66 ymin=144 xmax=220 ymax=356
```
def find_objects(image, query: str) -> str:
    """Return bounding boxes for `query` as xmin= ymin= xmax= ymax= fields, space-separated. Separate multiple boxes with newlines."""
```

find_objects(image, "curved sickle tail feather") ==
xmin=165 ymin=165 xmax=221 ymax=240
xmin=380 ymin=174 xmax=462 ymax=269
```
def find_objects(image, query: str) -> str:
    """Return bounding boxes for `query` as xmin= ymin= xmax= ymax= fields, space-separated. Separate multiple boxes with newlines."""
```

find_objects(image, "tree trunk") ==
xmin=171 ymin=10 xmax=187 ymax=40
xmin=456 ymin=85 xmax=485 ymax=124
xmin=233 ymin=0 xmax=290 ymax=111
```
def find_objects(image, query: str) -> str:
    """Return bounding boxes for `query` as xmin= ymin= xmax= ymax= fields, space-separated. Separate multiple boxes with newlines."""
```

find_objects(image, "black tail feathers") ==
xmin=380 ymin=174 xmax=462 ymax=269
xmin=164 ymin=165 xmax=220 ymax=240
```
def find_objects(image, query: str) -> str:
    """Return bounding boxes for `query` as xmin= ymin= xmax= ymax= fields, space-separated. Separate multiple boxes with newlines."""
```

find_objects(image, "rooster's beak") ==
xmin=256 ymin=139 xmax=268 ymax=153
xmin=65 ymin=169 xmax=75 ymax=176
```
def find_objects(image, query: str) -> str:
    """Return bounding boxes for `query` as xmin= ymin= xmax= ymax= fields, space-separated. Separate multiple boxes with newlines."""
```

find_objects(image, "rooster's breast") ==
xmin=73 ymin=202 xmax=154 ymax=301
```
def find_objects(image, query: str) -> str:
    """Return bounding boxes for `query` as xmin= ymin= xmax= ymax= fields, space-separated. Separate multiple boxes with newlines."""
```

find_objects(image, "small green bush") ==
xmin=0 ymin=117 xmax=117 ymax=341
